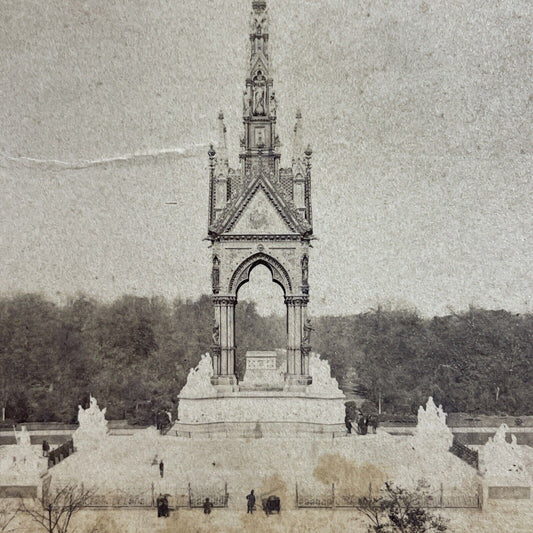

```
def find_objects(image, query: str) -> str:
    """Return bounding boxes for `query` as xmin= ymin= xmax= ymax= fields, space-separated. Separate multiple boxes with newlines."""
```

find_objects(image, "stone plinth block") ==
xmin=178 ymin=391 xmax=345 ymax=424
xmin=240 ymin=350 xmax=284 ymax=389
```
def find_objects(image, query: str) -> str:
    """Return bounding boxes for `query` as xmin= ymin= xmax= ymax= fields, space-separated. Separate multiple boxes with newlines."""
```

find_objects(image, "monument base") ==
xmin=210 ymin=374 xmax=238 ymax=392
xmin=285 ymin=374 xmax=312 ymax=392
xmin=174 ymin=390 xmax=346 ymax=438
xmin=176 ymin=352 xmax=345 ymax=438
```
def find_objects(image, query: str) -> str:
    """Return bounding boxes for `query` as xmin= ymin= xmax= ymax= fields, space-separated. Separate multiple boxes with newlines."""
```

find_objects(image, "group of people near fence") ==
xmin=345 ymin=413 xmax=378 ymax=435
xmin=156 ymin=488 xmax=279 ymax=517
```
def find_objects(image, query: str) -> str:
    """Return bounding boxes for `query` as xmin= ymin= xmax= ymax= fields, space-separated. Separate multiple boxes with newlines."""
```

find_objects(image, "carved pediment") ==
xmin=209 ymin=173 xmax=310 ymax=237
xmin=229 ymin=188 xmax=293 ymax=234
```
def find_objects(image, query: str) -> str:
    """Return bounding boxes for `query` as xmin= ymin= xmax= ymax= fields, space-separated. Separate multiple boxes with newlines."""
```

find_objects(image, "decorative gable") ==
xmin=228 ymin=187 xmax=295 ymax=235
xmin=210 ymin=171 xmax=311 ymax=238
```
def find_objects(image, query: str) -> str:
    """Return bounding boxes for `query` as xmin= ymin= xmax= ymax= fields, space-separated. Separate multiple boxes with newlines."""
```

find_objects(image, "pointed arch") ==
xmin=229 ymin=252 xmax=293 ymax=296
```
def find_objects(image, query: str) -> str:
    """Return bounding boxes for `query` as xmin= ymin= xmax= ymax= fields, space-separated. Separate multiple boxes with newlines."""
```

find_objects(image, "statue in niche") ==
xmin=212 ymin=320 xmax=220 ymax=345
xmin=269 ymin=91 xmax=277 ymax=117
xmin=243 ymin=89 xmax=251 ymax=116
xmin=253 ymin=72 xmax=266 ymax=115
xmin=211 ymin=256 xmax=220 ymax=292
xmin=303 ymin=317 xmax=313 ymax=345
xmin=301 ymin=254 xmax=309 ymax=285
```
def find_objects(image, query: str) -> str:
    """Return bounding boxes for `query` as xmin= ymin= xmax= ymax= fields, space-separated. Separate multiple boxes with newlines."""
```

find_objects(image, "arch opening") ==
xmin=229 ymin=252 xmax=293 ymax=296
xmin=234 ymin=263 xmax=286 ymax=381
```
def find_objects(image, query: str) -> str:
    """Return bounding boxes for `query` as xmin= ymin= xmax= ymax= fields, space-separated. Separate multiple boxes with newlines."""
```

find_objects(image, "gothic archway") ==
xmin=229 ymin=252 xmax=293 ymax=296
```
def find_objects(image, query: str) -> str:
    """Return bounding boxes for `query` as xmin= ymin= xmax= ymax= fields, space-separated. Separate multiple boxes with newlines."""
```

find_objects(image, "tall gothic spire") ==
xmin=240 ymin=0 xmax=280 ymax=178
xmin=208 ymin=1 xmax=312 ymax=232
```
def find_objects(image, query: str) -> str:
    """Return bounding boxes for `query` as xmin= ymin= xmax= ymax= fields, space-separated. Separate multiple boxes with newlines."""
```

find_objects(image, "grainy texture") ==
xmin=1 ymin=0 xmax=531 ymax=316
xmin=1 ymin=1 xmax=532 ymax=531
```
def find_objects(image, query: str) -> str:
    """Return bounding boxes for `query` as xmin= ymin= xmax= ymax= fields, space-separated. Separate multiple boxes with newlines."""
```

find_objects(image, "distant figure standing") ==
xmin=246 ymin=490 xmax=256 ymax=514
xmin=161 ymin=495 xmax=169 ymax=517
xmin=369 ymin=415 xmax=378 ymax=434
xmin=42 ymin=440 xmax=50 ymax=457
xmin=358 ymin=415 xmax=368 ymax=435
xmin=203 ymin=497 xmax=213 ymax=514
xmin=159 ymin=460 xmax=164 ymax=478
xmin=345 ymin=414 xmax=352 ymax=434
xmin=156 ymin=494 xmax=166 ymax=517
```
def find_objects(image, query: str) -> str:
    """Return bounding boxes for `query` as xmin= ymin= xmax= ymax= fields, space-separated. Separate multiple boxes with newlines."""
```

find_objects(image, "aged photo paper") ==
xmin=1 ymin=1 xmax=532 ymax=532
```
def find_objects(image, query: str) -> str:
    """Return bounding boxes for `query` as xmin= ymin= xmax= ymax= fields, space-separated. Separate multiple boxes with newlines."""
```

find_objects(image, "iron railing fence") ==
xmin=296 ymin=482 xmax=482 ymax=510
xmin=42 ymin=480 xmax=228 ymax=509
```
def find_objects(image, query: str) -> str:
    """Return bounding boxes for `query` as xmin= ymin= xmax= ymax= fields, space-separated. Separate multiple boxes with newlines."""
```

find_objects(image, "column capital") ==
xmin=213 ymin=295 xmax=238 ymax=305
xmin=284 ymin=295 xmax=308 ymax=306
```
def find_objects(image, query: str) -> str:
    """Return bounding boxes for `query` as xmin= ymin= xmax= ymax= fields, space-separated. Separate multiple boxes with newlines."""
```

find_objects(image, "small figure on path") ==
xmin=157 ymin=493 xmax=167 ymax=518
xmin=161 ymin=495 xmax=169 ymax=517
xmin=246 ymin=489 xmax=256 ymax=514
xmin=159 ymin=459 xmax=164 ymax=478
xmin=369 ymin=414 xmax=378 ymax=434
xmin=203 ymin=497 xmax=213 ymax=514
xmin=42 ymin=440 xmax=50 ymax=457
xmin=357 ymin=414 xmax=368 ymax=435
xmin=345 ymin=414 xmax=352 ymax=434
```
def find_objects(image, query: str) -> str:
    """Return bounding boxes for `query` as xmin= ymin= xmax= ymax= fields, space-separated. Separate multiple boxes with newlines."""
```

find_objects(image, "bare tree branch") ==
xmin=19 ymin=483 xmax=95 ymax=533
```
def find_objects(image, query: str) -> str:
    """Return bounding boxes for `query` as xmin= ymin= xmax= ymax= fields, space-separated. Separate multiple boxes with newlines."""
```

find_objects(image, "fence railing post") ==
xmin=188 ymin=483 xmax=192 ymax=508
xmin=295 ymin=482 xmax=299 ymax=508
xmin=439 ymin=483 xmax=444 ymax=508
xmin=332 ymin=483 xmax=335 ymax=509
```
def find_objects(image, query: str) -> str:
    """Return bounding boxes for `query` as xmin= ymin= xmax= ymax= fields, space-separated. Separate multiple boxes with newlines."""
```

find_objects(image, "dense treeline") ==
xmin=0 ymin=294 xmax=284 ymax=424
xmin=0 ymin=294 xmax=531 ymax=423
xmin=313 ymin=307 xmax=533 ymax=416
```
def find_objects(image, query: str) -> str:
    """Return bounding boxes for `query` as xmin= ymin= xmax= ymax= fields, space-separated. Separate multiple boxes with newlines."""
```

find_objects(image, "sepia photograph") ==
xmin=0 ymin=1 xmax=532 ymax=531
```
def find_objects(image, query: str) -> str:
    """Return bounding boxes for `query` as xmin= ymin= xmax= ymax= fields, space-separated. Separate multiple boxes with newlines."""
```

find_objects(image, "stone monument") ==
xmin=412 ymin=396 xmax=454 ymax=454
xmin=73 ymin=395 xmax=109 ymax=452
xmin=0 ymin=426 xmax=44 ymax=486
xmin=480 ymin=424 xmax=531 ymax=488
xmin=175 ymin=0 xmax=345 ymax=436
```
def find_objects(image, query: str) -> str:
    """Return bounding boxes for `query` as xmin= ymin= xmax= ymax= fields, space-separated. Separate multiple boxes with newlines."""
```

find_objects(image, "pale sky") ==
xmin=1 ymin=0 xmax=532 ymax=317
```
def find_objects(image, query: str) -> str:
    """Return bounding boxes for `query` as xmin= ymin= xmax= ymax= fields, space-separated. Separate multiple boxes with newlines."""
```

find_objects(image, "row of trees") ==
xmin=313 ymin=306 xmax=533 ymax=415
xmin=0 ymin=294 xmax=531 ymax=423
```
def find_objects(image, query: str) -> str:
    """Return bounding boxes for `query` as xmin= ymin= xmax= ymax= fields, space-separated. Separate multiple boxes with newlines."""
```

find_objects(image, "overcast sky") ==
xmin=0 ymin=0 xmax=532 ymax=317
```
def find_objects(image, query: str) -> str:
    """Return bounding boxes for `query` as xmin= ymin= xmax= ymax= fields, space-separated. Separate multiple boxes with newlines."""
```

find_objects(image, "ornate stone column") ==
xmin=285 ymin=295 xmax=311 ymax=389
xmin=212 ymin=295 xmax=237 ymax=388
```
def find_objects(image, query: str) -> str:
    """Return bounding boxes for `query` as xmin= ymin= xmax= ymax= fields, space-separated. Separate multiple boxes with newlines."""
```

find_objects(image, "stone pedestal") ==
xmin=174 ymin=390 xmax=345 ymax=431
xmin=176 ymin=352 xmax=345 ymax=437
xmin=210 ymin=374 xmax=239 ymax=392
xmin=240 ymin=351 xmax=284 ymax=390
xmin=284 ymin=374 xmax=312 ymax=392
